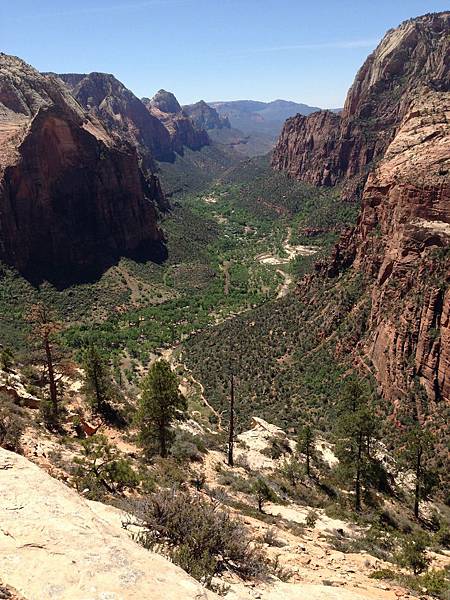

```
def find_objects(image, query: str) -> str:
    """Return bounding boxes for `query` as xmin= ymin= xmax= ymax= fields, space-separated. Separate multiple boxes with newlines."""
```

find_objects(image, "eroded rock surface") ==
xmin=0 ymin=447 xmax=215 ymax=600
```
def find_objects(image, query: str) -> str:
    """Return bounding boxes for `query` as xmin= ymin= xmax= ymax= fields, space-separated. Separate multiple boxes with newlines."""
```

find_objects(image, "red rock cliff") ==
xmin=143 ymin=90 xmax=210 ymax=155
xmin=325 ymin=88 xmax=450 ymax=413
xmin=0 ymin=55 xmax=165 ymax=285
xmin=272 ymin=12 xmax=450 ymax=199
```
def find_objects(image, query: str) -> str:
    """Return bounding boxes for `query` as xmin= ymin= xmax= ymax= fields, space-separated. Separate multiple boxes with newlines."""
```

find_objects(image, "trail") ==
xmin=160 ymin=347 xmax=223 ymax=431
xmin=256 ymin=227 xmax=317 ymax=298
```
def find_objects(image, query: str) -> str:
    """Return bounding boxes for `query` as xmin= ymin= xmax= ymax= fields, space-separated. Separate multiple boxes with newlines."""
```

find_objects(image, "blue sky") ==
xmin=1 ymin=1 xmax=448 ymax=107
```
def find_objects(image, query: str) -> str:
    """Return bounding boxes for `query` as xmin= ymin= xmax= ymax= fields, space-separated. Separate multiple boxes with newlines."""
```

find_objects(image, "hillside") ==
xmin=0 ymin=9 xmax=449 ymax=600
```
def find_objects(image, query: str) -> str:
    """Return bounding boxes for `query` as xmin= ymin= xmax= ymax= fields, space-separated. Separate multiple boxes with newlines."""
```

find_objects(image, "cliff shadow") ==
xmin=19 ymin=240 xmax=168 ymax=290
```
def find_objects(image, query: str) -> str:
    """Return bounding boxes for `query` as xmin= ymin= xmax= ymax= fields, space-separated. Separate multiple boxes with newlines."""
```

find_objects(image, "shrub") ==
xmin=0 ymin=393 xmax=26 ymax=452
xmin=73 ymin=435 xmax=139 ymax=499
xmin=305 ymin=509 xmax=319 ymax=528
xmin=262 ymin=436 xmax=291 ymax=460
xmin=397 ymin=533 xmax=431 ymax=575
xmin=170 ymin=430 xmax=205 ymax=463
xmin=252 ymin=477 xmax=277 ymax=512
xmin=126 ymin=489 xmax=268 ymax=588
xmin=279 ymin=457 xmax=304 ymax=488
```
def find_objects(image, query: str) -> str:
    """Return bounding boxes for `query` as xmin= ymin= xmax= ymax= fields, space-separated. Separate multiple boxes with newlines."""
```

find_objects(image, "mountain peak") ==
xmin=150 ymin=89 xmax=182 ymax=114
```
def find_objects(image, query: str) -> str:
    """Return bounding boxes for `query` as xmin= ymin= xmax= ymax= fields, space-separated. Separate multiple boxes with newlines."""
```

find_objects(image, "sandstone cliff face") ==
xmin=0 ymin=55 xmax=165 ymax=284
xmin=144 ymin=89 xmax=210 ymax=154
xmin=331 ymin=90 xmax=450 ymax=412
xmin=58 ymin=72 xmax=174 ymax=164
xmin=272 ymin=12 xmax=450 ymax=199
xmin=183 ymin=100 xmax=231 ymax=130
xmin=0 ymin=447 xmax=215 ymax=600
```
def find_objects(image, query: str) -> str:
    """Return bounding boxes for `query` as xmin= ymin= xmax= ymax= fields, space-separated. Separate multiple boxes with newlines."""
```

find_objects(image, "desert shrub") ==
xmin=152 ymin=456 xmax=190 ymax=488
xmin=261 ymin=527 xmax=287 ymax=548
xmin=0 ymin=393 xmax=26 ymax=452
xmin=261 ymin=436 xmax=291 ymax=460
xmin=252 ymin=477 xmax=277 ymax=512
xmin=234 ymin=453 xmax=251 ymax=471
xmin=270 ymin=554 xmax=293 ymax=582
xmin=435 ymin=525 xmax=450 ymax=550
xmin=418 ymin=569 xmax=450 ymax=599
xmin=369 ymin=568 xmax=397 ymax=580
xmin=396 ymin=533 xmax=431 ymax=575
xmin=306 ymin=509 xmax=319 ymax=528
xmin=218 ymin=471 xmax=253 ymax=494
xmin=126 ymin=489 xmax=268 ymax=588
xmin=73 ymin=435 xmax=139 ymax=499
xmin=170 ymin=430 xmax=206 ymax=463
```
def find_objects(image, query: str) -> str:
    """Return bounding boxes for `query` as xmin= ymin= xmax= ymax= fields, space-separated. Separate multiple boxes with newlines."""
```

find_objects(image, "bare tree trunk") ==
xmin=227 ymin=373 xmax=234 ymax=467
xmin=306 ymin=437 xmax=310 ymax=477
xmin=44 ymin=336 xmax=58 ymax=415
xmin=355 ymin=430 xmax=363 ymax=512
xmin=414 ymin=445 xmax=422 ymax=519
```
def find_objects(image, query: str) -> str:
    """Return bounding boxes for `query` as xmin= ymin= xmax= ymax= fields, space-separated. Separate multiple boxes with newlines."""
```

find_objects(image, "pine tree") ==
xmin=400 ymin=424 xmax=436 ymax=519
xmin=334 ymin=376 xmax=379 ymax=512
xmin=137 ymin=360 xmax=186 ymax=458
xmin=297 ymin=425 xmax=315 ymax=477
xmin=26 ymin=303 xmax=63 ymax=425
xmin=82 ymin=345 xmax=112 ymax=415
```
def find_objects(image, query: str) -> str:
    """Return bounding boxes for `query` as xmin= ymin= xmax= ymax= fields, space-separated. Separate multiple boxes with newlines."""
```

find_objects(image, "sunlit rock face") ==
xmin=272 ymin=12 xmax=450 ymax=200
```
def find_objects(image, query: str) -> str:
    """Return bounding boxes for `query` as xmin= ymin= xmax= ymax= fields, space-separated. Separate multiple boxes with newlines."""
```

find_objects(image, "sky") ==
xmin=1 ymin=0 xmax=448 ymax=108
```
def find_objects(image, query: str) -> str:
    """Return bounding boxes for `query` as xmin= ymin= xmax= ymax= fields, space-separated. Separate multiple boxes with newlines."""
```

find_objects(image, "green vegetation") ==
xmin=137 ymin=360 xmax=187 ymax=458
xmin=126 ymin=488 xmax=267 ymax=589
xmin=73 ymin=435 xmax=139 ymax=500
xmin=184 ymin=272 xmax=370 ymax=431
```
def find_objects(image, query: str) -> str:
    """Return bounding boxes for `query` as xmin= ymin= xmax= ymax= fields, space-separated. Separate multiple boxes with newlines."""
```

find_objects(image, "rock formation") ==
xmin=0 ymin=54 xmax=166 ymax=284
xmin=331 ymin=89 xmax=450 ymax=412
xmin=144 ymin=89 xmax=210 ymax=154
xmin=271 ymin=13 xmax=450 ymax=414
xmin=58 ymin=72 xmax=174 ymax=164
xmin=0 ymin=446 xmax=215 ymax=600
xmin=272 ymin=12 xmax=450 ymax=199
xmin=182 ymin=100 xmax=230 ymax=130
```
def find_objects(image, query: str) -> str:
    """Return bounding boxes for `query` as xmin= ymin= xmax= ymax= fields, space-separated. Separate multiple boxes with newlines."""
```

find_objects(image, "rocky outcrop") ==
xmin=58 ymin=72 xmax=174 ymax=163
xmin=144 ymin=90 xmax=210 ymax=154
xmin=272 ymin=12 xmax=450 ymax=199
xmin=0 ymin=447 xmax=215 ymax=600
xmin=182 ymin=100 xmax=230 ymax=130
xmin=148 ymin=89 xmax=182 ymax=114
xmin=330 ymin=90 xmax=450 ymax=411
xmin=0 ymin=54 xmax=166 ymax=284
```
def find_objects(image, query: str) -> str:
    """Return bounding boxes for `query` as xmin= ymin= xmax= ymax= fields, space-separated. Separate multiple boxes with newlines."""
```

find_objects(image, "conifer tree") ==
xmin=334 ymin=376 xmax=379 ymax=512
xmin=82 ymin=345 xmax=112 ymax=415
xmin=137 ymin=360 xmax=186 ymax=458
xmin=297 ymin=425 xmax=315 ymax=477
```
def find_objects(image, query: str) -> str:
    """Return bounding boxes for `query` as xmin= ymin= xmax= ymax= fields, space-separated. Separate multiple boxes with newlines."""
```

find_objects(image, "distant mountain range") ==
xmin=180 ymin=98 xmax=327 ymax=157
xmin=209 ymin=99 xmax=321 ymax=137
